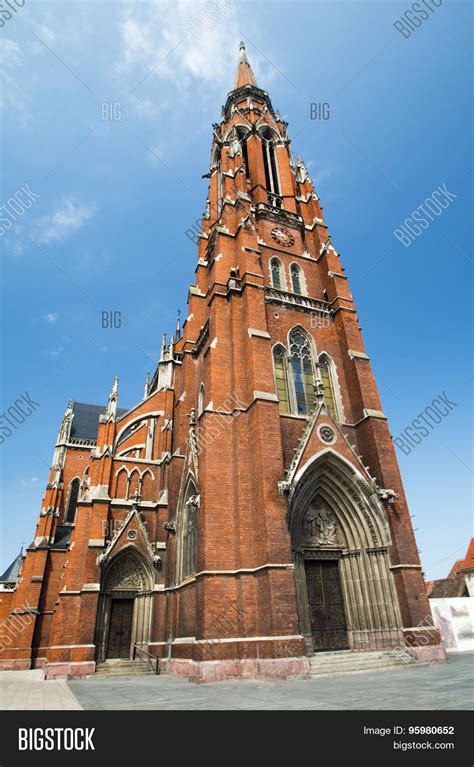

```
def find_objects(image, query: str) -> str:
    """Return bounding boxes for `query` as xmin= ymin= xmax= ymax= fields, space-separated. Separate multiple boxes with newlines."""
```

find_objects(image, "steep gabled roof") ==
xmin=460 ymin=537 xmax=474 ymax=573
xmin=0 ymin=551 xmax=24 ymax=583
xmin=448 ymin=559 xmax=464 ymax=579
xmin=70 ymin=401 xmax=128 ymax=440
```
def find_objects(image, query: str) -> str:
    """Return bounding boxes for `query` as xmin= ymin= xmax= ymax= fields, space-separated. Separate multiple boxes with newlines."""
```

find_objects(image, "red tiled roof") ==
xmin=460 ymin=537 xmax=474 ymax=572
xmin=448 ymin=559 xmax=465 ymax=579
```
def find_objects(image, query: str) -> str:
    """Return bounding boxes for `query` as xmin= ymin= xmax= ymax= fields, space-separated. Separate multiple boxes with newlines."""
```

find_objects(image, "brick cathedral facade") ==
xmin=0 ymin=44 xmax=445 ymax=680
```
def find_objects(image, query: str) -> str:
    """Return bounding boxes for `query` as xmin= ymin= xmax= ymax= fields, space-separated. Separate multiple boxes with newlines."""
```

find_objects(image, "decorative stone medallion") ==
xmin=127 ymin=529 xmax=137 ymax=541
xmin=318 ymin=425 xmax=336 ymax=444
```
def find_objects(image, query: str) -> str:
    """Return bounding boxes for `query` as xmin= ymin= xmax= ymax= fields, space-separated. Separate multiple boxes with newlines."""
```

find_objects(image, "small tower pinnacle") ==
xmin=176 ymin=308 xmax=181 ymax=339
xmin=234 ymin=40 xmax=257 ymax=89
xmin=105 ymin=376 xmax=119 ymax=421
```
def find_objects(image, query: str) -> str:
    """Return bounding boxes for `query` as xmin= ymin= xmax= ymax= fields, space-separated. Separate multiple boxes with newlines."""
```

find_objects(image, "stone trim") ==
xmin=151 ymin=634 xmax=305 ymax=646
xmin=248 ymin=328 xmax=271 ymax=339
xmin=305 ymin=217 xmax=327 ymax=230
xmin=253 ymin=391 xmax=279 ymax=402
xmin=49 ymin=644 xmax=95 ymax=649
xmin=188 ymin=285 xmax=206 ymax=297
xmin=196 ymin=563 xmax=293 ymax=576
xmin=348 ymin=349 xmax=370 ymax=361
xmin=363 ymin=408 xmax=387 ymax=420
xmin=81 ymin=583 xmax=100 ymax=591
xmin=109 ymin=500 xmax=166 ymax=508
xmin=169 ymin=562 xmax=294 ymax=592
xmin=389 ymin=564 xmax=423 ymax=571
xmin=88 ymin=539 xmax=105 ymax=547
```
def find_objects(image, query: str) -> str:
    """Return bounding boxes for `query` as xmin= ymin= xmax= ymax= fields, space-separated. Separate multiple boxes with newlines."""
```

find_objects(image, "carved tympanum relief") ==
xmin=302 ymin=505 xmax=339 ymax=546
xmin=105 ymin=552 xmax=145 ymax=591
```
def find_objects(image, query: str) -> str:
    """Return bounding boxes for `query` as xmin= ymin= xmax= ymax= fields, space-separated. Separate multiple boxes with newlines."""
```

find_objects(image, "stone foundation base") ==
xmin=0 ymin=659 xmax=31 ymax=671
xmin=405 ymin=645 xmax=448 ymax=663
xmin=164 ymin=657 xmax=310 ymax=683
xmin=44 ymin=661 xmax=96 ymax=680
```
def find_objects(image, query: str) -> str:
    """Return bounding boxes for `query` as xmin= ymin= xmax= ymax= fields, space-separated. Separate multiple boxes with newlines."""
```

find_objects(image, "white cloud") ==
xmin=44 ymin=312 xmax=58 ymax=324
xmin=129 ymin=94 xmax=157 ymax=117
xmin=0 ymin=39 xmax=29 ymax=120
xmin=315 ymin=167 xmax=330 ymax=185
xmin=21 ymin=476 xmax=39 ymax=486
xmin=48 ymin=346 xmax=64 ymax=358
xmin=32 ymin=23 xmax=56 ymax=43
xmin=117 ymin=0 xmax=272 ymax=96
xmin=35 ymin=198 xmax=95 ymax=244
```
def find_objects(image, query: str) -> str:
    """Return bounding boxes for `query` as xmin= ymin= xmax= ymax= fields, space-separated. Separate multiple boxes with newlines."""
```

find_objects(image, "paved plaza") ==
xmin=0 ymin=669 xmax=81 ymax=710
xmin=0 ymin=652 xmax=472 ymax=711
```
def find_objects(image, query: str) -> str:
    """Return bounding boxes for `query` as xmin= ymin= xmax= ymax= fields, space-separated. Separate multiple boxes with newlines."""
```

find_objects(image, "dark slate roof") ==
xmin=0 ymin=552 xmax=24 ymax=583
xmin=70 ymin=402 xmax=128 ymax=440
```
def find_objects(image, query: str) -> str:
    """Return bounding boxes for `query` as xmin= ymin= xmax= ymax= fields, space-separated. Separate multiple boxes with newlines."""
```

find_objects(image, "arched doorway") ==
xmin=95 ymin=548 xmax=153 ymax=662
xmin=288 ymin=453 xmax=404 ymax=654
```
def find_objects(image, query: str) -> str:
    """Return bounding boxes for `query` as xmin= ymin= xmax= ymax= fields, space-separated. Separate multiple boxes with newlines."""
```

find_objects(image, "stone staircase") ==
xmin=308 ymin=649 xmax=423 ymax=678
xmin=94 ymin=659 xmax=153 ymax=678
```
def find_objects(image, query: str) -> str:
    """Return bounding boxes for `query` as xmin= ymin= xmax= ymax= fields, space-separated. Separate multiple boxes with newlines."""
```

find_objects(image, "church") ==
xmin=0 ymin=43 xmax=445 ymax=681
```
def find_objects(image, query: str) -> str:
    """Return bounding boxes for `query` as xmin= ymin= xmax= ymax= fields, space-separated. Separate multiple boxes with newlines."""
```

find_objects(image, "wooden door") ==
xmin=107 ymin=598 xmax=134 ymax=658
xmin=304 ymin=559 xmax=348 ymax=651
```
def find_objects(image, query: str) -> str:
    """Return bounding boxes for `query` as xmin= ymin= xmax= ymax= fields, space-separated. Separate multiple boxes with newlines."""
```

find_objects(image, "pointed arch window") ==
xmin=318 ymin=355 xmax=338 ymax=420
xmin=290 ymin=263 xmax=303 ymax=295
xmin=289 ymin=330 xmax=317 ymax=415
xmin=198 ymin=383 xmax=205 ymax=416
xmin=261 ymin=128 xmax=281 ymax=200
xmin=236 ymin=127 xmax=250 ymax=178
xmin=180 ymin=482 xmax=199 ymax=581
xmin=273 ymin=346 xmax=290 ymax=414
xmin=270 ymin=257 xmax=283 ymax=289
xmin=65 ymin=478 xmax=79 ymax=524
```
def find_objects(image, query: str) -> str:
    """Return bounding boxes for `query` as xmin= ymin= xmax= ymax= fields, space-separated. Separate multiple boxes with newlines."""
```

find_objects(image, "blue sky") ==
xmin=1 ymin=0 xmax=472 ymax=579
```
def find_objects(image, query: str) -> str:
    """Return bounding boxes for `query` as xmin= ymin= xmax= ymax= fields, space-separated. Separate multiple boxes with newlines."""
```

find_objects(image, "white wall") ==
xmin=430 ymin=597 xmax=474 ymax=652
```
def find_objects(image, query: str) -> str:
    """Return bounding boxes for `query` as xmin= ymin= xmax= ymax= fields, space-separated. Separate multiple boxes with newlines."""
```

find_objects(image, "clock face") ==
xmin=271 ymin=227 xmax=295 ymax=247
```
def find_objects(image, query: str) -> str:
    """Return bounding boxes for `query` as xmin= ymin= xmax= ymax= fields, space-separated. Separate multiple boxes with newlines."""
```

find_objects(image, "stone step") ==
xmin=310 ymin=658 xmax=412 ymax=671
xmin=308 ymin=662 xmax=429 ymax=678
xmin=94 ymin=660 xmax=152 ymax=678
xmin=309 ymin=653 xmax=410 ymax=668
xmin=307 ymin=650 xmax=424 ymax=677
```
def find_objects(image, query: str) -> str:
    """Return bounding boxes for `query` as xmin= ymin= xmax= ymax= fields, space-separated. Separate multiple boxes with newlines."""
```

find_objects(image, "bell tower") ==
xmin=0 ymin=43 xmax=444 ymax=682
xmin=161 ymin=42 xmax=444 ymax=676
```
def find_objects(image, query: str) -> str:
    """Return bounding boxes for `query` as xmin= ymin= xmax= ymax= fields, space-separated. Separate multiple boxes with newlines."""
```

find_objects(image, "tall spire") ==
xmin=234 ymin=41 xmax=257 ymax=89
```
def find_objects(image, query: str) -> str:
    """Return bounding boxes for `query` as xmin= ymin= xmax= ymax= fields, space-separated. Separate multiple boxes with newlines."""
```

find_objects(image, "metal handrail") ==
xmin=132 ymin=643 xmax=160 ymax=675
